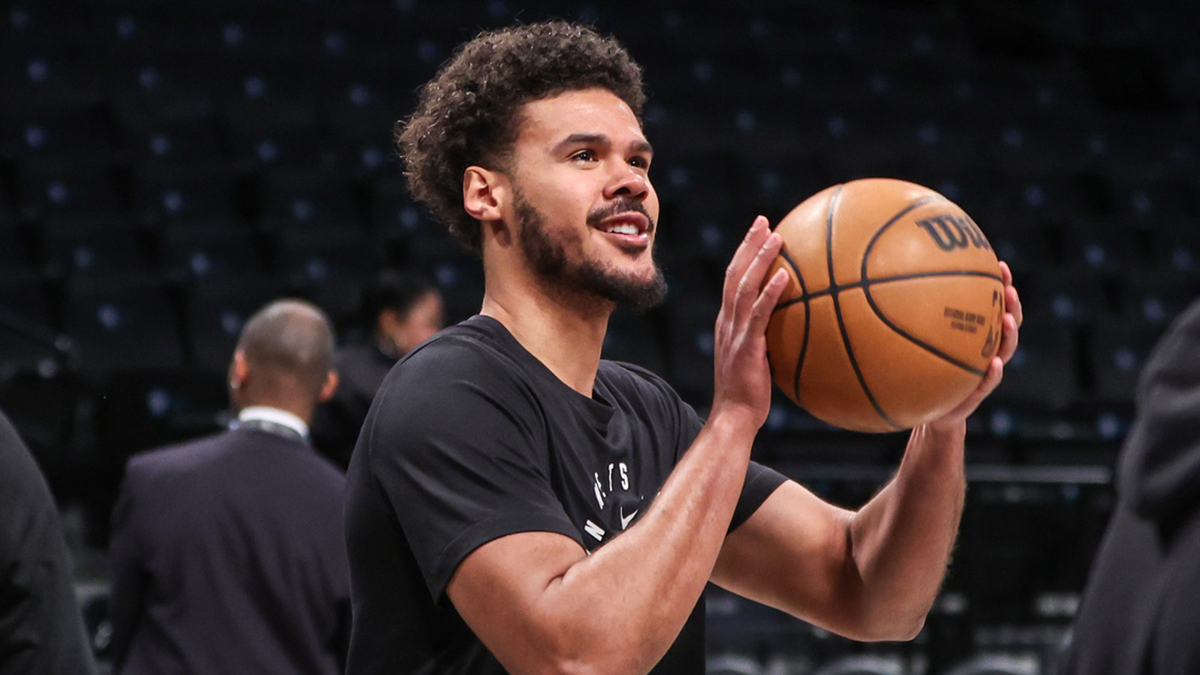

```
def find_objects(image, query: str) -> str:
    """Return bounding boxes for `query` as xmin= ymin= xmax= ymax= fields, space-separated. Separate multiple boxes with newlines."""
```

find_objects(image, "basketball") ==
xmin=765 ymin=178 xmax=1005 ymax=433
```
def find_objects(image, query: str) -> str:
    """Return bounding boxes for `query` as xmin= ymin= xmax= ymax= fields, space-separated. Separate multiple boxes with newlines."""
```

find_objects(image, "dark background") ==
xmin=2 ymin=0 xmax=1198 ymax=673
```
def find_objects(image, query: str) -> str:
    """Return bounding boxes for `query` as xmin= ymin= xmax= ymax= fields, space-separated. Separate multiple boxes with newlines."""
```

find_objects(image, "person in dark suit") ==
xmin=1059 ymin=297 xmax=1200 ymax=674
xmin=108 ymin=299 xmax=350 ymax=675
xmin=311 ymin=269 xmax=443 ymax=469
xmin=0 ymin=408 xmax=98 ymax=675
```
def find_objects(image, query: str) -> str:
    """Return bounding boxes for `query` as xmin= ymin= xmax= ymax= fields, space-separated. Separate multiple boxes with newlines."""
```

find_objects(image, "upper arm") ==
xmin=712 ymin=479 xmax=861 ymax=632
xmin=446 ymin=531 xmax=589 ymax=675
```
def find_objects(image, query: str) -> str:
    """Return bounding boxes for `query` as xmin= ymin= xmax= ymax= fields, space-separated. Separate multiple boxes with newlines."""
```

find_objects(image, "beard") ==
xmin=515 ymin=190 xmax=668 ymax=312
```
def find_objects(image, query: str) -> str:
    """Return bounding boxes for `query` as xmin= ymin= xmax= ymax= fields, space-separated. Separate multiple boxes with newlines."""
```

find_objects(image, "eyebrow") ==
xmin=553 ymin=133 xmax=654 ymax=157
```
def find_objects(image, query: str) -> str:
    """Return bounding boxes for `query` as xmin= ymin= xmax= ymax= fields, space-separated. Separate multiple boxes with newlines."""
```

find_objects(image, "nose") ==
xmin=604 ymin=164 xmax=650 ymax=202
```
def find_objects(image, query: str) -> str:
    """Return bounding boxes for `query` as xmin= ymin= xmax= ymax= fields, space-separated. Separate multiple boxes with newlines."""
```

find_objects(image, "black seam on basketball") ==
xmin=826 ymin=185 xmax=901 ymax=430
xmin=858 ymin=194 xmax=990 ymax=379
xmin=862 ymin=283 xmax=991 ymax=377
xmin=777 ymin=248 xmax=810 ymax=406
xmin=784 ymin=269 xmax=1004 ymax=303
xmin=860 ymin=194 xmax=946 ymax=283
xmin=771 ymin=249 xmax=809 ymax=313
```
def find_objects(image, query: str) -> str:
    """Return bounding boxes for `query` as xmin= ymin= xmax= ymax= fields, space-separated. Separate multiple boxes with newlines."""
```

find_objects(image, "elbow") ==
xmin=538 ymin=657 xmax=643 ymax=675
xmin=841 ymin=608 xmax=927 ymax=643
xmin=525 ymin=637 xmax=653 ymax=675
xmin=874 ymin=615 xmax=926 ymax=642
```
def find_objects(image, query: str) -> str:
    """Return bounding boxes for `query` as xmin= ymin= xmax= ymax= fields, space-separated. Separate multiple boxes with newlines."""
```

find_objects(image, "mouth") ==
xmin=595 ymin=212 xmax=652 ymax=249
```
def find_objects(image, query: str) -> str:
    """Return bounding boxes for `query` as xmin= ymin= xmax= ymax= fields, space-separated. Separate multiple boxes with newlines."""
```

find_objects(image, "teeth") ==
xmin=606 ymin=224 xmax=640 ymax=235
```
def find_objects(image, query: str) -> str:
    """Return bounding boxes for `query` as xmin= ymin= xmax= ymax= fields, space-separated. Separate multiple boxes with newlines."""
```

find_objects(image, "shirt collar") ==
xmin=237 ymin=406 xmax=309 ymax=439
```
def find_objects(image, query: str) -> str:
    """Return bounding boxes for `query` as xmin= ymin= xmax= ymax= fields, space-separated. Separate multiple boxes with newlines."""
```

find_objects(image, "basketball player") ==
xmin=343 ymin=21 xmax=1022 ymax=675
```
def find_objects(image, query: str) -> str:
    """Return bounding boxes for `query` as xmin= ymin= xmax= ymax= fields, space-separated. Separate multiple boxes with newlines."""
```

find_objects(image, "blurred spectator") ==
xmin=0 ymin=409 xmax=98 ymax=675
xmin=312 ymin=270 xmax=444 ymax=469
xmin=1059 ymin=297 xmax=1200 ymax=674
xmin=108 ymin=299 xmax=350 ymax=675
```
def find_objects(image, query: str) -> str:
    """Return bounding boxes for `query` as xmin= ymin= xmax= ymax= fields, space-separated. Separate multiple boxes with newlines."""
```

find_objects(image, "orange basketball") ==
xmin=765 ymin=178 xmax=1005 ymax=432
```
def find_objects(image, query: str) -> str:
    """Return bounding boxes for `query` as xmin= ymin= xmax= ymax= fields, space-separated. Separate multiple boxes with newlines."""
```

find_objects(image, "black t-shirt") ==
xmin=344 ymin=316 xmax=786 ymax=675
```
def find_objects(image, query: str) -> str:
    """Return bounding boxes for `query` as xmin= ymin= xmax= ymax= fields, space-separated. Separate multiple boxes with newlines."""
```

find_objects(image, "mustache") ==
xmin=587 ymin=199 xmax=656 ymax=234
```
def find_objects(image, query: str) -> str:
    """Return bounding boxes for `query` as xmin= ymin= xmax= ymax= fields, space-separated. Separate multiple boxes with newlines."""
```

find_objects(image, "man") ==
xmin=312 ymin=269 xmax=443 ymax=469
xmin=0 ymin=409 xmax=98 ymax=675
xmin=1058 ymin=298 xmax=1200 ymax=674
xmin=344 ymin=21 xmax=1022 ymax=675
xmin=109 ymin=299 xmax=351 ymax=675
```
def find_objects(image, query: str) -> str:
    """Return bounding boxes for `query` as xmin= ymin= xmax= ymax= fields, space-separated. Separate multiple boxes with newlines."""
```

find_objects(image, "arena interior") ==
xmin=2 ymin=0 xmax=1199 ymax=673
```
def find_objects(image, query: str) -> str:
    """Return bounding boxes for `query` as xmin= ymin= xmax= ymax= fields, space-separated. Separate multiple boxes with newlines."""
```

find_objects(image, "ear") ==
xmin=229 ymin=350 xmax=249 ymax=390
xmin=463 ymin=166 xmax=507 ymax=223
xmin=318 ymin=370 xmax=339 ymax=404
xmin=228 ymin=350 xmax=250 ymax=405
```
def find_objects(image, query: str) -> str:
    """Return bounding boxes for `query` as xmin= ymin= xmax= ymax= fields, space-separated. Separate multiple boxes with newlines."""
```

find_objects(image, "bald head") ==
xmin=231 ymin=300 xmax=336 ymax=411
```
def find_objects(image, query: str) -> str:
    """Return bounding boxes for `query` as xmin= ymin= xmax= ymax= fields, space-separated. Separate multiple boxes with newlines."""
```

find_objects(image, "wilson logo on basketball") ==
xmin=914 ymin=215 xmax=992 ymax=252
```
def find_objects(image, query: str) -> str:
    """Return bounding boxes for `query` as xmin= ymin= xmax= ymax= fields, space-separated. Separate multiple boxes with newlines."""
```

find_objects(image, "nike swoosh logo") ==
xmin=619 ymin=508 xmax=638 ymax=530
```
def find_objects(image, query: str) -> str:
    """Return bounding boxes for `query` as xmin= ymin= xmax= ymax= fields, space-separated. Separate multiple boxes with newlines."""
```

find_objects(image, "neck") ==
xmin=480 ymin=266 xmax=610 ymax=398
xmin=237 ymin=405 xmax=311 ymax=438
xmin=235 ymin=394 xmax=314 ymax=427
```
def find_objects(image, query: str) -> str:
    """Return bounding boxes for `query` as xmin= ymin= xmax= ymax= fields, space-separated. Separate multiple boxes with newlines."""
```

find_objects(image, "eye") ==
xmin=629 ymin=155 xmax=650 ymax=169
xmin=571 ymin=149 xmax=597 ymax=162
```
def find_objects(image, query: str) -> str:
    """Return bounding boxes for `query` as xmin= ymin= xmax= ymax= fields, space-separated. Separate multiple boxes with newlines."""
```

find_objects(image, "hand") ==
xmin=711 ymin=216 xmax=790 ymax=430
xmin=927 ymin=260 xmax=1024 ymax=431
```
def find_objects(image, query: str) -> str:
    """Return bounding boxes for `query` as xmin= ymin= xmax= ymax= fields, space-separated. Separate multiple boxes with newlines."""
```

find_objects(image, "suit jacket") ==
xmin=0 ymin=410 xmax=98 ymax=675
xmin=1060 ymin=299 xmax=1200 ymax=674
xmin=109 ymin=425 xmax=351 ymax=675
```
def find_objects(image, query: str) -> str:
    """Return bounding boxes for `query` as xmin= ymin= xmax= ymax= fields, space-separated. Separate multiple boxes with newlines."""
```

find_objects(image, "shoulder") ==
xmin=362 ymin=319 xmax=547 ymax=460
xmin=123 ymin=431 xmax=229 ymax=484
xmin=599 ymin=360 xmax=685 ymax=407
xmin=378 ymin=318 xmax=536 ymax=403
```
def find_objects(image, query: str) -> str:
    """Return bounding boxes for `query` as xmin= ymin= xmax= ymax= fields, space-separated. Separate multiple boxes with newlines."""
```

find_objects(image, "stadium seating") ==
xmin=2 ymin=0 xmax=1198 ymax=672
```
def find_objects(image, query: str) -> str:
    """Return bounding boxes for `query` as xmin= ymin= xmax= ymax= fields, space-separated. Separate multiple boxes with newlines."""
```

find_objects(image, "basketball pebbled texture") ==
xmin=765 ymin=178 xmax=1005 ymax=433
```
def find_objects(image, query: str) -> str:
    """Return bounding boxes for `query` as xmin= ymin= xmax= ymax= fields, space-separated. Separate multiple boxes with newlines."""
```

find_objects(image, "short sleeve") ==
xmin=363 ymin=339 xmax=580 ymax=601
xmin=625 ymin=364 xmax=786 ymax=535
xmin=732 ymin=461 xmax=788 ymax=532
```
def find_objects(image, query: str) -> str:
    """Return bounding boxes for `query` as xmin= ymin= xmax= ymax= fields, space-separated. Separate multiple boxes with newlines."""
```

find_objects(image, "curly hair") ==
xmin=396 ymin=21 xmax=646 ymax=252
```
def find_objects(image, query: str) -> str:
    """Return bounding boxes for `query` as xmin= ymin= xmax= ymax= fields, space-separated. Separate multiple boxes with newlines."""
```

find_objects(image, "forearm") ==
xmin=845 ymin=421 xmax=966 ymax=638
xmin=526 ymin=412 xmax=756 ymax=674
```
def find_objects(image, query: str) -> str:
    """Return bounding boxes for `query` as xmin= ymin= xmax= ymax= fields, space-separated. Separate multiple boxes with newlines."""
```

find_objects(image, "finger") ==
xmin=1005 ymin=284 xmax=1023 ymax=328
xmin=998 ymin=260 xmax=1013 ymax=286
xmin=745 ymin=268 xmax=790 ymax=337
xmin=998 ymin=313 xmax=1019 ymax=364
xmin=733 ymin=232 xmax=783 ymax=326
xmin=723 ymin=216 xmax=770 ymax=310
xmin=947 ymin=356 xmax=1004 ymax=421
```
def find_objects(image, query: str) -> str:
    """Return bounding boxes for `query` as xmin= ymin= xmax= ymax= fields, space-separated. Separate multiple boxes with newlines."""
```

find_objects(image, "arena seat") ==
xmin=61 ymin=274 xmax=185 ymax=380
xmin=129 ymin=165 xmax=246 ymax=225
xmin=96 ymin=368 xmax=227 ymax=468
xmin=159 ymin=221 xmax=268 ymax=282
xmin=39 ymin=216 xmax=152 ymax=280
xmin=16 ymin=161 xmax=125 ymax=222
xmin=184 ymin=275 xmax=288 ymax=374
xmin=124 ymin=119 xmax=232 ymax=176
xmin=989 ymin=309 xmax=1079 ymax=413
xmin=943 ymin=654 xmax=1040 ymax=675
xmin=811 ymin=655 xmax=907 ymax=675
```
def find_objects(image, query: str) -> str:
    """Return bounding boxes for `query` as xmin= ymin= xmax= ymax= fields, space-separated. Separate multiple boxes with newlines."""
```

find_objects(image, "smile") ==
xmin=596 ymin=213 xmax=651 ymax=243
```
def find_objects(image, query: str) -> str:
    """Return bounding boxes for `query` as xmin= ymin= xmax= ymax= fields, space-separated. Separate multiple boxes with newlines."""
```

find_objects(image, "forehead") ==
xmin=516 ymin=88 xmax=646 ymax=147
